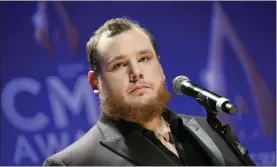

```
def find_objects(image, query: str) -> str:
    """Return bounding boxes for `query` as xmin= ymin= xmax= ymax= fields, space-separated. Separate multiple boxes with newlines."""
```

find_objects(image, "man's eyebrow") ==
xmin=105 ymin=49 xmax=153 ymax=66
xmin=106 ymin=55 xmax=126 ymax=66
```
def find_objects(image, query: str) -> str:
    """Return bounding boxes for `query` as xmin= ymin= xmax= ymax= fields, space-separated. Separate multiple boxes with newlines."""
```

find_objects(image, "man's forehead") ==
xmin=97 ymin=27 xmax=154 ymax=61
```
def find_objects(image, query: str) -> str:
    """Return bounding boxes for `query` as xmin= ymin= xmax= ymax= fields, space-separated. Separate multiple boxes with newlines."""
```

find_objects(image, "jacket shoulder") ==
xmin=43 ymin=124 xmax=104 ymax=166
xmin=43 ymin=155 xmax=67 ymax=166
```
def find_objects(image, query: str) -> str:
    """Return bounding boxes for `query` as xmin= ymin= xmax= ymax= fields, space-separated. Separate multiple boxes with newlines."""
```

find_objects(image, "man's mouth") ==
xmin=129 ymin=85 xmax=150 ymax=94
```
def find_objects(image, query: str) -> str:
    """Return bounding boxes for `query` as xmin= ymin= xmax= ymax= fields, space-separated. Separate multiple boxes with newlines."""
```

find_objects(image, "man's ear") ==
xmin=88 ymin=71 xmax=99 ymax=94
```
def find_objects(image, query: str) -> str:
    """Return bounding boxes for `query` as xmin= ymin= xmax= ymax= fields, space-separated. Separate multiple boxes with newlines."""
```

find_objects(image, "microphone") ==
xmin=172 ymin=75 xmax=238 ymax=115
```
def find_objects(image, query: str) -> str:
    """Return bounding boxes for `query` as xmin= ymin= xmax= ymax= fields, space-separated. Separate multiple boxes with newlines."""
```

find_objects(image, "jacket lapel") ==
xmin=180 ymin=116 xmax=225 ymax=166
xmin=97 ymin=116 xmax=177 ymax=166
xmin=97 ymin=112 xmax=225 ymax=166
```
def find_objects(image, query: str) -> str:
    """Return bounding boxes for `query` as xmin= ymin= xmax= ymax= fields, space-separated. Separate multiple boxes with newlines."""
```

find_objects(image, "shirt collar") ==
xmin=99 ymin=108 xmax=181 ymax=135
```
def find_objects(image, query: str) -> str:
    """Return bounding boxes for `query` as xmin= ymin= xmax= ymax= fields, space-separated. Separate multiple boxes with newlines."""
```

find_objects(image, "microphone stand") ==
xmin=204 ymin=107 xmax=256 ymax=166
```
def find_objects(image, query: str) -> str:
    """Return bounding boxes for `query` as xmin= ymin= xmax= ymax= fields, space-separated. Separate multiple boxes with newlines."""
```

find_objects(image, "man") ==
xmin=43 ymin=17 xmax=245 ymax=166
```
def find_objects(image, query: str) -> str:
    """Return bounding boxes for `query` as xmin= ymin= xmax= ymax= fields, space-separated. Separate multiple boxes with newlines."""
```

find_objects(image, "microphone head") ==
xmin=172 ymin=75 xmax=190 ymax=95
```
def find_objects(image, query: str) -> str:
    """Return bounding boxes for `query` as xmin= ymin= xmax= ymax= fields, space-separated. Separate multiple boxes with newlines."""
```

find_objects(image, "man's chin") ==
xmin=126 ymin=94 xmax=157 ymax=106
xmin=100 ymin=81 xmax=172 ymax=123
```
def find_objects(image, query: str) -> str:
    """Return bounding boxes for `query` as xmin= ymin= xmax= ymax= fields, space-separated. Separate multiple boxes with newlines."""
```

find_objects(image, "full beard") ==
xmin=99 ymin=81 xmax=172 ymax=124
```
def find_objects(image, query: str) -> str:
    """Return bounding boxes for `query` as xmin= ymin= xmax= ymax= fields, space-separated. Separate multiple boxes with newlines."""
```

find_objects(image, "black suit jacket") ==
xmin=43 ymin=109 xmax=244 ymax=166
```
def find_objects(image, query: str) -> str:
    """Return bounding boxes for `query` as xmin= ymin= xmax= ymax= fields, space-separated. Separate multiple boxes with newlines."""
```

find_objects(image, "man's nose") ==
xmin=129 ymin=63 xmax=144 ymax=82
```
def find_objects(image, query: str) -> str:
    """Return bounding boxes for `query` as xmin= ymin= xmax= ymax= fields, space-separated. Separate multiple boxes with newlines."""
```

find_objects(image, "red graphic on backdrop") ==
xmin=32 ymin=2 xmax=79 ymax=56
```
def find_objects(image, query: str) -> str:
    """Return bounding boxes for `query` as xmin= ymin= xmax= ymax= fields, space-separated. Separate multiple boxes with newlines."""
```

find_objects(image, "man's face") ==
xmin=96 ymin=27 xmax=172 ymax=123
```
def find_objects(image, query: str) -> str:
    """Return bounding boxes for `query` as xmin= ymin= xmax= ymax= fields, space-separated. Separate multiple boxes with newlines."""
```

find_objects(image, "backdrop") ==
xmin=1 ymin=1 xmax=276 ymax=166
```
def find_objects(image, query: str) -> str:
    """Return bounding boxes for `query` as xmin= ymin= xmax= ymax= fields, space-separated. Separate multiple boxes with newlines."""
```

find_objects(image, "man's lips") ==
xmin=129 ymin=85 xmax=150 ymax=93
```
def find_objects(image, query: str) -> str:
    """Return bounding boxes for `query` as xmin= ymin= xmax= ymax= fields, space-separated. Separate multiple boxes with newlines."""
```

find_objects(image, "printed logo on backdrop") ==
xmin=1 ymin=2 xmax=99 ymax=165
xmin=201 ymin=3 xmax=276 ymax=165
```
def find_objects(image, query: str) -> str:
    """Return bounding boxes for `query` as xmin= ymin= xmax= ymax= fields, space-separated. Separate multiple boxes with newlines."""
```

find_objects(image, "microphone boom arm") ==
xmin=203 ymin=106 xmax=256 ymax=166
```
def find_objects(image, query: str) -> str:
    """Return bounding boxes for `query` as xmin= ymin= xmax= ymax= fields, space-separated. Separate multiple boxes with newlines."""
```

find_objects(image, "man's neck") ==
xmin=141 ymin=115 xmax=163 ymax=132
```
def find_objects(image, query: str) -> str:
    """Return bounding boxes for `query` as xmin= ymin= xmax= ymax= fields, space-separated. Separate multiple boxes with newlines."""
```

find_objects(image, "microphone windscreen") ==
xmin=172 ymin=75 xmax=190 ymax=95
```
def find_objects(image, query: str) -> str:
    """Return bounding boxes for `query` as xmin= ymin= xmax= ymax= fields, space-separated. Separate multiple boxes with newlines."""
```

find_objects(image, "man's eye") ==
xmin=139 ymin=57 xmax=150 ymax=62
xmin=113 ymin=63 xmax=126 ymax=69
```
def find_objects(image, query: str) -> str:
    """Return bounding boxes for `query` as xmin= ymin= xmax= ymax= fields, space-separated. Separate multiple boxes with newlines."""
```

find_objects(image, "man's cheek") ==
xmin=111 ymin=86 xmax=126 ymax=96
